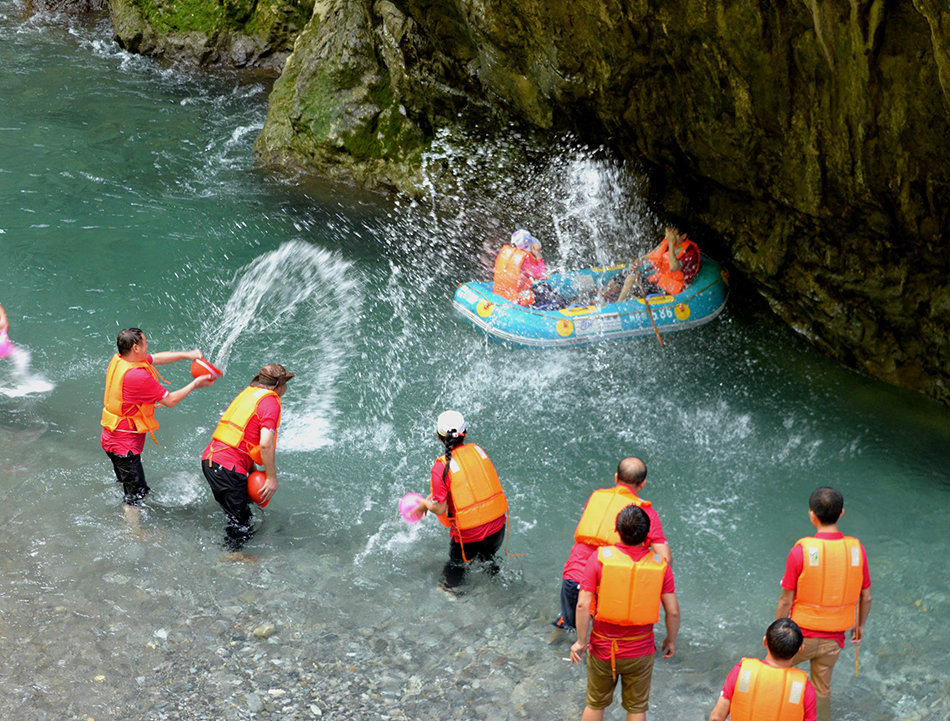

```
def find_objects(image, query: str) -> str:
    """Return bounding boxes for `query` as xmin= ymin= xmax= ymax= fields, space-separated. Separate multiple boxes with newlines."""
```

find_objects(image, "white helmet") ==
xmin=437 ymin=410 xmax=466 ymax=439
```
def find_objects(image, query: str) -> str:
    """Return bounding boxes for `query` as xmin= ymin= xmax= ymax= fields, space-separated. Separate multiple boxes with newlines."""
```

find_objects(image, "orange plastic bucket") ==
xmin=190 ymin=357 xmax=223 ymax=380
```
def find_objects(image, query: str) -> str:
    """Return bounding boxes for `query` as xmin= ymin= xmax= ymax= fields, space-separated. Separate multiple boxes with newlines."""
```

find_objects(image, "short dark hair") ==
xmin=766 ymin=618 xmax=803 ymax=660
xmin=809 ymin=487 xmax=844 ymax=525
xmin=615 ymin=505 xmax=650 ymax=546
xmin=117 ymin=328 xmax=144 ymax=355
xmin=617 ymin=457 xmax=647 ymax=486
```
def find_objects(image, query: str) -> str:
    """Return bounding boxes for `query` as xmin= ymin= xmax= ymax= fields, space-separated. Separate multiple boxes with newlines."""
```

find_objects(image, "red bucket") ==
xmin=190 ymin=357 xmax=223 ymax=380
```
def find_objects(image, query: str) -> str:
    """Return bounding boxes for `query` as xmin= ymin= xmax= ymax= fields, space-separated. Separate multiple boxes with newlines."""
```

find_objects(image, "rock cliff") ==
xmin=109 ymin=0 xmax=314 ymax=70
xmin=252 ymin=0 xmax=950 ymax=404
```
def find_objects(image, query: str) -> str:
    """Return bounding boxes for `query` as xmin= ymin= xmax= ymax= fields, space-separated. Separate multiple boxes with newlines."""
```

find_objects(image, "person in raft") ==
xmin=101 ymin=328 xmax=213 ymax=506
xmin=570 ymin=504 xmax=680 ymax=721
xmin=550 ymin=457 xmax=672 ymax=642
xmin=410 ymin=410 xmax=509 ymax=593
xmin=493 ymin=229 xmax=555 ymax=307
xmin=708 ymin=618 xmax=818 ymax=721
xmin=603 ymin=227 xmax=700 ymax=302
xmin=775 ymin=487 xmax=871 ymax=721
xmin=201 ymin=363 xmax=293 ymax=550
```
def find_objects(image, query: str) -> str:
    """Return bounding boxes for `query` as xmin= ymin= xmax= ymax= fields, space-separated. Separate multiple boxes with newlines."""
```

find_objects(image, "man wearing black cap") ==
xmin=201 ymin=363 xmax=294 ymax=550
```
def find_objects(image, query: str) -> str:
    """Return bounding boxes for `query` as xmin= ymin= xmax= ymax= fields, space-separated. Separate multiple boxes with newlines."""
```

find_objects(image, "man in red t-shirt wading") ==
xmin=201 ymin=363 xmax=293 ymax=551
xmin=570 ymin=505 xmax=680 ymax=721
xmin=551 ymin=457 xmax=672 ymax=641
xmin=775 ymin=487 xmax=872 ymax=721
xmin=101 ymin=328 xmax=212 ymax=506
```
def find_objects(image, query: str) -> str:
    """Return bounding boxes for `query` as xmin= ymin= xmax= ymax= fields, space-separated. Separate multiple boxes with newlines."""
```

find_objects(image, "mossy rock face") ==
xmin=109 ymin=0 xmax=315 ymax=70
xmin=254 ymin=0 xmax=950 ymax=403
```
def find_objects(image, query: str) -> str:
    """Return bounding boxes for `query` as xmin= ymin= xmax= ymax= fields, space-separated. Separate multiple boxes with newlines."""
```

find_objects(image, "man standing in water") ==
xmin=570 ymin=505 xmax=680 ymax=721
xmin=201 ymin=364 xmax=293 ymax=551
xmin=551 ymin=457 xmax=671 ymax=642
xmin=410 ymin=411 xmax=509 ymax=593
xmin=101 ymin=328 xmax=212 ymax=506
xmin=775 ymin=487 xmax=872 ymax=721
xmin=708 ymin=619 xmax=817 ymax=721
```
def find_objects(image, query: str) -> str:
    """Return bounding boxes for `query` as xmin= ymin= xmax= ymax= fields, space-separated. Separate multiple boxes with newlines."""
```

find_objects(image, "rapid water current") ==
xmin=1 ymin=5 xmax=948 ymax=720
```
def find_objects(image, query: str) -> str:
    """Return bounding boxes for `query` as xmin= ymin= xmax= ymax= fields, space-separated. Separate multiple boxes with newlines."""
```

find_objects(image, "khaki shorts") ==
xmin=585 ymin=653 xmax=655 ymax=713
xmin=792 ymin=637 xmax=842 ymax=697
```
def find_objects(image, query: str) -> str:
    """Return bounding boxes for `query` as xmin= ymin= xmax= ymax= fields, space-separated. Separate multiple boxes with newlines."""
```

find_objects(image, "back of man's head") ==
xmin=765 ymin=618 xmax=804 ymax=660
xmin=615 ymin=505 xmax=650 ymax=546
xmin=809 ymin=486 xmax=844 ymax=525
xmin=616 ymin=457 xmax=647 ymax=487
xmin=117 ymin=328 xmax=144 ymax=355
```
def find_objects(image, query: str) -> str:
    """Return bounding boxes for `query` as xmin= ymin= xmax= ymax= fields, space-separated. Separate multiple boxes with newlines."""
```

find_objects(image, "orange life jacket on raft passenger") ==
xmin=729 ymin=658 xmax=810 ymax=721
xmin=592 ymin=546 xmax=666 ymax=625
xmin=493 ymin=245 xmax=535 ymax=306
xmin=790 ymin=535 xmax=864 ymax=633
xmin=211 ymin=386 xmax=282 ymax=465
xmin=432 ymin=444 xmax=508 ymax=531
xmin=645 ymin=238 xmax=700 ymax=295
xmin=101 ymin=354 xmax=164 ymax=436
xmin=574 ymin=486 xmax=652 ymax=547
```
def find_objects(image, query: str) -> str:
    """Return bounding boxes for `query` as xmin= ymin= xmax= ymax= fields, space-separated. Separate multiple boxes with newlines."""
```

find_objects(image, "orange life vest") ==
xmin=574 ymin=486 xmax=652 ymax=547
xmin=646 ymin=238 xmax=699 ymax=294
xmin=211 ymin=386 xmax=281 ymax=465
xmin=493 ymin=245 xmax=535 ymax=306
xmin=729 ymin=658 xmax=809 ymax=721
xmin=101 ymin=354 xmax=164 ymax=436
xmin=432 ymin=444 xmax=508 ymax=531
xmin=592 ymin=546 xmax=666 ymax=625
xmin=790 ymin=536 xmax=864 ymax=632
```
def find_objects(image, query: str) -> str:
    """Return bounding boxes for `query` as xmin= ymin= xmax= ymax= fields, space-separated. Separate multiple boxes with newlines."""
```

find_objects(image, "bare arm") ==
xmin=666 ymin=228 xmax=682 ymax=272
xmin=651 ymin=542 xmax=673 ymax=567
xmin=151 ymin=348 xmax=203 ymax=366
xmin=0 ymin=304 xmax=8 ymax=332
xmin=616 ymin=272 xmax=638 ymax=303
xmin=776 ymin=587 xmax=795 ymax=620
xmin=709 ymin=696 xmax=731 ymax=721
xmin=158 ymin=374 xmax=213 ymax=407
xmin=256 ymin=427 xmax=279 ymax=503
xmin=660 ymin=592 xmax=680 ymax=658
xmin=852 ymin=587 xmax=872 ymax=642
xmin=570 ymin=590 xmax=594 ymax=664
xmin=410 ymin=495 xmax=447 ymax=520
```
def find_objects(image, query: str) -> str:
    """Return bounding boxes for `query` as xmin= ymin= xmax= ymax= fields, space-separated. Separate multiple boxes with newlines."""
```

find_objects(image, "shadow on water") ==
xmin=0 ymin=5 xmax=949 ymax=720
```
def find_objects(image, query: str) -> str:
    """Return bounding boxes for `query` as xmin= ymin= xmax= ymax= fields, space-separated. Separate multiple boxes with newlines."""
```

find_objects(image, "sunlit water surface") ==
xmin=1 ymin=6 xmax=948 ymax=720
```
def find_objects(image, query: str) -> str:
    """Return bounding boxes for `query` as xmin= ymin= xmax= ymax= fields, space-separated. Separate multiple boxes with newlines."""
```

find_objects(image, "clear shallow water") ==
xmin=1 ymin=6 xmax=949 ymax=720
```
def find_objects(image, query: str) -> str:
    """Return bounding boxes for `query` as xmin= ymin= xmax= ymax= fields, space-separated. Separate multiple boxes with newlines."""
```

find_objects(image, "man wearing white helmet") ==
xmin=411 ymin=411 xmax=509 ymax=592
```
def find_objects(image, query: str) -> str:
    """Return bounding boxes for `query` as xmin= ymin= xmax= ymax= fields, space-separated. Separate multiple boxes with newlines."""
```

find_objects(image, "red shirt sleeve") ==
xmin=720 ymin=663 xmax=741 ymax=700
xmin=662 ymin=562 xmax=675 ymax=594
xmin=804 ymin=679 xmax=817 ymax=721
xmin=861 ymin=543 xmax=871 ymax=589
xmin=256 ymin=395 xmax=281 ymax=432
xmin=580 ymin=551 xmax=603 ymax=593
xmin=122 ymin=363 xmax=167 ymax=405
xmin=644 ymin=505 xmax=668 ymax=546
xmin=430 ymin=457 xmax=449 ymax=504
xmin=780 ymin=545 xmax=804 ymax=590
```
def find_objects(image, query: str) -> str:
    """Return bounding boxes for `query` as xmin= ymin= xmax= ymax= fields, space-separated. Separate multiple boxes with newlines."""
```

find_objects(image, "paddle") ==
xmin=635 ymin=275 xmax=664 ymax=348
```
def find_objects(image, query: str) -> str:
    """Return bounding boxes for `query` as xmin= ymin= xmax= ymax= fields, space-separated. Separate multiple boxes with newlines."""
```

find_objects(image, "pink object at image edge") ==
xmin=399 ymin=492 xmax=425 ymax=523
xmin=0 ymin=329 xmax=13 ymax=357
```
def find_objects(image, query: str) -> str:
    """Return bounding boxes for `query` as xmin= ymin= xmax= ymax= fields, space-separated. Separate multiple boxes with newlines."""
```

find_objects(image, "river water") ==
xmin=1 ymin=6 xmax=948 ymax=721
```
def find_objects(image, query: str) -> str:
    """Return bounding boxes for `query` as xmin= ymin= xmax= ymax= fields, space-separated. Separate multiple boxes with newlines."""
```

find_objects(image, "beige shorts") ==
xmin=585 ymin=653 xmax=655 ymax=712
xmin=792 ymin=637 xmax=842 ymax=697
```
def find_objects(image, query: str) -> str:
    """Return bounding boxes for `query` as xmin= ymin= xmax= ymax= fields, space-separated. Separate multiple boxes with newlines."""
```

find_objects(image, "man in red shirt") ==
xmin=101 ymin=328 xmax=212 ymax=505
xmin=201 ymin=363 xmax=293 ymax=550
xmin=775 ymin=487 xmax=872 ymax=721
xmin=552 ymin=457 xmax=671 ymax=641
xmin=570 ymin=505 xmax=680 ymax=721
xmin=709 ymin=618 xmax=818 ymax=721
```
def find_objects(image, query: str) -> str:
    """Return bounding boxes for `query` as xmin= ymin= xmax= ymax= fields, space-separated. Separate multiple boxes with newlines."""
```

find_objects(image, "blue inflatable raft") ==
xmin=453 ymin=255 xmax=729 ymax=347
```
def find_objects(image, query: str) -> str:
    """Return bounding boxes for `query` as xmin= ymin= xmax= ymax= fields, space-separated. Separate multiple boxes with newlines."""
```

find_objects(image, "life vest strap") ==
xmin=591 ymin=630 xmax=651 ymax=679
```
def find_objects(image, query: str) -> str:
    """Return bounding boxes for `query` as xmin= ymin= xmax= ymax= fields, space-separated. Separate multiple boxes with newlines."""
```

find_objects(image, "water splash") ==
xmin=0 ymin=346 xmax=54 ymax=397
xmin=203 ymin=239 xmax=361 ymax=451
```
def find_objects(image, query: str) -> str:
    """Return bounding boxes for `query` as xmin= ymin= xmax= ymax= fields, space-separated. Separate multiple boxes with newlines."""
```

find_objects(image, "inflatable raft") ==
xmin=453 ymin=255 xmax=729 ymax=347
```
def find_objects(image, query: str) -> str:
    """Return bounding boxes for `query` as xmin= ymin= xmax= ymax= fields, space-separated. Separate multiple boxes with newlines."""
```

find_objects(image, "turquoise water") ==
xmin=1 ymin=6 xmax=949 ymax=720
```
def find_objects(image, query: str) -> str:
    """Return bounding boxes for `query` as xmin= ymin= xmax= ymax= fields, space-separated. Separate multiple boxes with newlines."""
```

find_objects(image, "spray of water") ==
xmin=202 ymin=239 xmax=361 ymax=451
xmin=0 ymin=347 xmax=54 ymax=397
